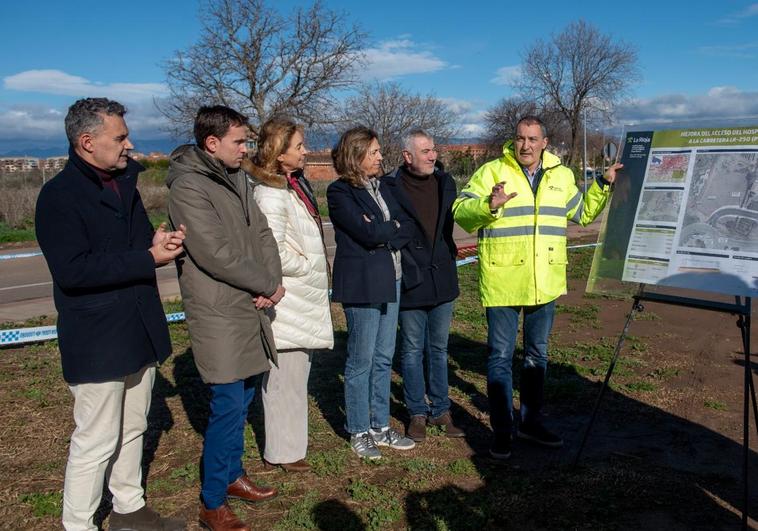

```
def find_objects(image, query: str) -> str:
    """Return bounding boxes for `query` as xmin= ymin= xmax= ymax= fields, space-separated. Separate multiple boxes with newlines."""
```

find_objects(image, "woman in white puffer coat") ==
xmin=243 ymin=117 xmax=333 ymax=472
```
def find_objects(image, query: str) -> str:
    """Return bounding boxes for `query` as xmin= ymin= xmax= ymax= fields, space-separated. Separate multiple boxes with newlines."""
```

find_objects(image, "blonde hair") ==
xmin=332 ymin=126 xmax=379 ymax=187
xmin=254 ymin=117 xmax=303 ymax=173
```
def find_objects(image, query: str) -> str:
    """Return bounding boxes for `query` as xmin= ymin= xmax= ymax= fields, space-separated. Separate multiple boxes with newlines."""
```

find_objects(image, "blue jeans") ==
xmin=486 ymin=301 xmax=555 ymax=434
xmin=201 ymin=375 xmax=259 ymax=509
xmin=342 ymin=281 xmax=400 ymax=434
xmin=399 ymin=301 xmax=454 ymax=418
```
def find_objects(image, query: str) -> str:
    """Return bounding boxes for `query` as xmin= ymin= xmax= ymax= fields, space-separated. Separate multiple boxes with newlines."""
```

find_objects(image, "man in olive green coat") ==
xmin=167 ymin=106 xmax=285 ymax=531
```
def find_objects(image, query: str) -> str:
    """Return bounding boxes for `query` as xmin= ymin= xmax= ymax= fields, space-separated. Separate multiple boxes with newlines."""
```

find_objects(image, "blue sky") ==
xmin=1 ymin=0 xmax=757 ymax=152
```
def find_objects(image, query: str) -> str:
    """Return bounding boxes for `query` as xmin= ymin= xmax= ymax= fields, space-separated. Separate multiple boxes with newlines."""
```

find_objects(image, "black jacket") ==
xmin=382 ymin=166 xmax=459 ymax=308
xmin=35 ymin=148 xmax=171 ymax=384
xmin=327 ymin=178 xmax=412 ymax=304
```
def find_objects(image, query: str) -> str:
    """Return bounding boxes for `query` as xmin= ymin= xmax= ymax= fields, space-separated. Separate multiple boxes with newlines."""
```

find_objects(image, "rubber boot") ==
xmin=519 ymin=365 xmax=545 ymax=425
xmin=518 ymin=366 xmax=562 ymax=447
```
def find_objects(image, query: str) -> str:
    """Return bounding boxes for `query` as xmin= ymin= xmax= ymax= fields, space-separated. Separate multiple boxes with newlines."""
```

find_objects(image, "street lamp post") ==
xmin=582 ymin=107 xmax=588 ymax=196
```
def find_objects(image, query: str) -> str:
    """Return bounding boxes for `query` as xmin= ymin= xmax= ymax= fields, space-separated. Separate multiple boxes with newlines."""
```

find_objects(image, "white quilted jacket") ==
xmin=246 ymin=162 xmax=334 ymax=351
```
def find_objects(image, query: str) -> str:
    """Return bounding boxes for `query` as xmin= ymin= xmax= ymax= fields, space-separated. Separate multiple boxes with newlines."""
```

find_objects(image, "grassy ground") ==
xmin=0 ymin=165 xmax=171 ymax=246
xmin=1 ymin=248 xmax=755 ymax=529
xmin=0 ymin=221 xmax=36 ymax=243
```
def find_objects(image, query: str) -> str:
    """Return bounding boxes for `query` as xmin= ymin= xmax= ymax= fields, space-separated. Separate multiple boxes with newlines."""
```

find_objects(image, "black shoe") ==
xmin=109 ymin=505 xmax=186 ymax=530
xmin=517 ymin=421 xmax=563 ymax=448
xmin=489 ymin=433 xmax=512 ymax=460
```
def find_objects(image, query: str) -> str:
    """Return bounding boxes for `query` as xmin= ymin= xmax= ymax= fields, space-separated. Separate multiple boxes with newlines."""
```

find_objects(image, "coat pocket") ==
xmin=547 ymin=244 xmax=567 ymax=265
xmin=66 ymin=293 xmax=119 ymax=312
xmin=486 ymin=242 xmax=527 ymax=267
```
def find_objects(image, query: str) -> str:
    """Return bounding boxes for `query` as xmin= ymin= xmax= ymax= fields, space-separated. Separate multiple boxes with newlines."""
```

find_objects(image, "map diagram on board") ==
xmin=647 ymin=153 xmax=689 ymax=182
xmin=638 ymin=190 xmax=683 ymax=223
xmin=588 ymin=126 xmax=758 ymax=297
xmin=679 ymin=152 xmax=758 ymax=252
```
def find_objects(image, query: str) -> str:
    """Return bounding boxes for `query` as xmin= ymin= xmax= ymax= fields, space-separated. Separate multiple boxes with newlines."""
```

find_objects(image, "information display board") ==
xmin=587 ymin=125 xmax=758 ymax=297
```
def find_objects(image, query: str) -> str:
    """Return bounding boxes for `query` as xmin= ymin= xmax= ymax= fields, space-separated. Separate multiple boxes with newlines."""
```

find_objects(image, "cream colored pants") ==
xmin=262 ymin=350 xmax=312 ymax=464
xmin=62 ymin=365 xmax=155 ymax=531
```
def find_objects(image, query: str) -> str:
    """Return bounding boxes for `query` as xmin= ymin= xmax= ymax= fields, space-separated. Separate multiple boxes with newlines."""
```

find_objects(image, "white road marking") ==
xmin=0 ymin=281 xmax=51 ymax=292
xmin=1 ymin=265 xmax=177 ymax=292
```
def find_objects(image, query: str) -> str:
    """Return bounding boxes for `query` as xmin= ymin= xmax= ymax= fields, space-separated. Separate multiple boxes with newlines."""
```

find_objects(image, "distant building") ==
xmin=131 ymin=151 xmax=168 ymax=162
xmin=304 ymin=149 xmax=337 ymax=181
xmin=40 ymin=156 xmax=68 ymax=173
xmin=0 ymin=157 xmax=40 ymax=173
xmin=437 ymin=144 xmax=490 ymax=159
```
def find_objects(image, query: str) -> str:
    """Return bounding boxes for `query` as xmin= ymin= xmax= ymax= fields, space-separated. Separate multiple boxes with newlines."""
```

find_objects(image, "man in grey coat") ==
xmin=167 ymin=105 xmax=285 ymax=531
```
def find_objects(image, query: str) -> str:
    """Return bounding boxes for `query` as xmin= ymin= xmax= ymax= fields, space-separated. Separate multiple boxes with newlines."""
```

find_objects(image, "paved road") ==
xmin=0 ymin=219 xmax=597 ymax=323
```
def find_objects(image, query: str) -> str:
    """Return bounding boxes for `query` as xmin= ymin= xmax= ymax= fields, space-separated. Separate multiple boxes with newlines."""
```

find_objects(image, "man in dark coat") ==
xmin=167 ymin=105 xmax=283 ymax=531
xmin=382 ymin=129 xmax=463 ymax=442
xmin=35 ymin=98 xmax=186 ymax=531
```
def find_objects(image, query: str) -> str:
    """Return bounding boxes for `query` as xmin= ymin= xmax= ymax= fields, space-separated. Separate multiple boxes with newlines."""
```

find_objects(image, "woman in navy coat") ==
xmin=327 ymin=127 xmax=414 ymax=459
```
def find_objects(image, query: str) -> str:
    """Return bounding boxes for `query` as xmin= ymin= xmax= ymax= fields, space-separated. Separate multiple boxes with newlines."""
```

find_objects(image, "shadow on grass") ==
xmin=309 ymin=331 xmax=350 ymax=438
xmin=172 ymin=348 xmax=267 ymax=472
xmin=311 ymin=499 xmax=363 ymax=530
xmin=166 ymin=328 xmax=757 ymax=528
xmin=400 ymin=332 xmax=758 ymax=529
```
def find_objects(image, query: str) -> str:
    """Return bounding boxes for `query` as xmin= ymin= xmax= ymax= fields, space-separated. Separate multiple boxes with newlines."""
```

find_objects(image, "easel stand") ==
xmin=573 ymin=284 xmax=757 ymax=528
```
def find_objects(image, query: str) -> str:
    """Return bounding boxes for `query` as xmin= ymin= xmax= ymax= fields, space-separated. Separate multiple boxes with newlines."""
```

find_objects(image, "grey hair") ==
xmin=516 ymin=115 xmax=547 ymax=138
xmin=402 ymin=129 xmax=433 ymax=152
xmin=65 ymin=98 xmax=127 ymax=145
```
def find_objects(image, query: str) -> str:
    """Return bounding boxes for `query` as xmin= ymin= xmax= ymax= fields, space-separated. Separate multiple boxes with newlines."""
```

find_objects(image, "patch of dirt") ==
xmin=0 ymin=240 xmax=35 ymax=250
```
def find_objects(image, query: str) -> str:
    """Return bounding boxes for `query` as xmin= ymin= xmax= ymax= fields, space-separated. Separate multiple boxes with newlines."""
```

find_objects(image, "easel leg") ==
xmin=736 ymin=297 xmax=758 ymax=438
xmin=737 ymin=297 xmax=753 ymax=529
xmin=573 ymin=286 xmax=645 ymax=467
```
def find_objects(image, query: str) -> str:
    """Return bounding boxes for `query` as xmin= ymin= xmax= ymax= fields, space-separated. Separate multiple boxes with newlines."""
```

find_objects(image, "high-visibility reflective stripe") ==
xmin=570 ymin=199 xmax=584 ymax=223
xmin=458 ymin=191 xmax=480 ymax=199
xmin=478 ymin=226 xmax=535 ymax=238
xmin=567 ymin=191 xmax=582 ymax=211
xmin=539 ymin=206 xmax=566 ymax=217
xmin=538 ymin=225 xmax=566 ymax=236
xmin=502 ymin=205 xmax=535 ymax=217
xmin=479 ymin=224 xmax=567 ymax=238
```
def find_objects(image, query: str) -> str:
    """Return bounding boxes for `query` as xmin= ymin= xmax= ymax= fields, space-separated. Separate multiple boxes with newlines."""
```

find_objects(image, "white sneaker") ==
xmin=350 ymin=432 xmax=382 ymax=459
xmin=370 ymin=427 xmax=416 ymax=450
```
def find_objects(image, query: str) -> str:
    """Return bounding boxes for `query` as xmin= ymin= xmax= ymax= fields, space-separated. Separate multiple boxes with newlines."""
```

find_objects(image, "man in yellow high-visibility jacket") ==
xmin=453 ymin=115 xmax=622 ymax=459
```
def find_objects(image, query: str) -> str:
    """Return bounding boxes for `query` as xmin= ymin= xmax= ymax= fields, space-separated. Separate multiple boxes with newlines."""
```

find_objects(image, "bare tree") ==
xmin=341 ymin=82 xmax=460 ymax=169
xmin=484 ymin=97 xmax=571 ymax=158
xmin=159 ymin=0 xmax=365 ymax=139
xmin=517 ymin=20 xmax=639 ymax=165
xmin=484 ymin=97 xmax=540 ymax=147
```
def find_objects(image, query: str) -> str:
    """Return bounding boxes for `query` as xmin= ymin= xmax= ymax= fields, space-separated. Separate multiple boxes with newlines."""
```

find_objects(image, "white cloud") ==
xmin=0 ymin=101 xmax=172 ymax=141
xmin=3 ymin=70 xmax=167 ymax=101
xmin=439 ymin=97 xmax=473 ymax=115
xmin=0 ymin=70 xmax=172 ymax=144
xmin=491 ymin=65 xmax=521 ymax=86
xmin=717 ymin=3 xmax=758 ymax=24
xmin=439 ymin=98 xmax=488 ymax=138
xmin=360 ymin=39 xmax=448 ymax=80
xmin=618 ymin=86 xmax=758 ymax=125
xmin=0 ymin=104 xmax=64 ymax=140
xmin=459 ymin=123 xmax=486 ymax=137
xmin=698 ymin=41 xmax=758 ymax=58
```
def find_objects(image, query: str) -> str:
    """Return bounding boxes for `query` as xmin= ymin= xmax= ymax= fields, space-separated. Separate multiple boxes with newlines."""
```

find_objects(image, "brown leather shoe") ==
xmin=429 ymin=411 xmax=465 ymax=438
xmin=198 ymin=503 xmax=249 ymax=531
xmin=227 ymin=474 xmax=278 ymax=503
xmin=264 ymin=458 xmax=311 ymax=473
xmin=407 ymin=415 xmax=427 ymax=442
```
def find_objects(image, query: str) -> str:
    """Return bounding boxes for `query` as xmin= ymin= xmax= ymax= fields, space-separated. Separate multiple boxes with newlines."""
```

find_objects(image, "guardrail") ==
xmin=0 ymin=251 xmax=43 ymax=261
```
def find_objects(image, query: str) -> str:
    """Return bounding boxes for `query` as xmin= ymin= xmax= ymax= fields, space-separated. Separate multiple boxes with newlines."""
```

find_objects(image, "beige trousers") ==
xmin=62 ymin=365 xmax=155 ymax=531
xmin=262 ymin=349 xmax=312 ymax=464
